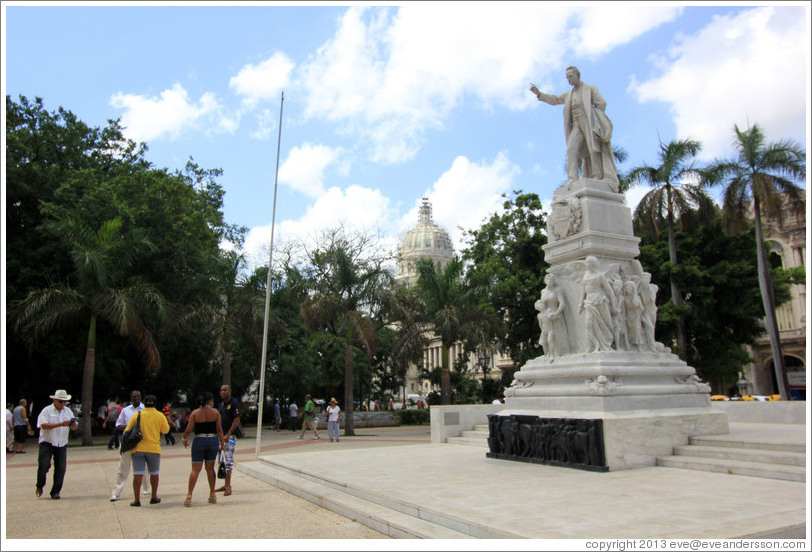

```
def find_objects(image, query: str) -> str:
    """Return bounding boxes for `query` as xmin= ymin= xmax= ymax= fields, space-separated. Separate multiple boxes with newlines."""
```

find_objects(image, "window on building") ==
xmin=768 ymin=241 xmax=784 ymax=269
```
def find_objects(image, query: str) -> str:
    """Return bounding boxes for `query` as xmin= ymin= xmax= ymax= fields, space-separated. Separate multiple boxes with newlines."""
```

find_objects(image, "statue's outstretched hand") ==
xmin=530 ymin=83 xmax=542 ymax=98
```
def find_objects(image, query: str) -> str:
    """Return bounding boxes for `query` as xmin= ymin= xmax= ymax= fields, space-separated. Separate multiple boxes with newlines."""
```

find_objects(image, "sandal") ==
xmin=183 ymin=497 xmax=192 ymax=507
xmin=223 ymin=488 xmax=232 ymax=496
xmin=130 ymin=501 xmax=141 ymax=507
xmin=208 ymin=494 xmax=217 ymax=504
xmin=149 ymin=497 xmax=161 ymax=504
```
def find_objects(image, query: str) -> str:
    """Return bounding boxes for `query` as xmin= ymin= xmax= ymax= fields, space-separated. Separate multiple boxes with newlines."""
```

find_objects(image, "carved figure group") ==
xmin=557 ymin=256 xmax=663 ymax=356
xmin=487 ymin=415 xmax=606 ymax=469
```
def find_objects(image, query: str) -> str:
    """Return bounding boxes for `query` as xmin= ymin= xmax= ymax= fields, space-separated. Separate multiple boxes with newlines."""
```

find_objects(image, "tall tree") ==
xmin=300 ymin=229 xmax=393 ymax=435
xmin=414 ymin=257 xmax=500 ymax=405
xmin=707 ymin=123 xmax=806 ymax=399
xmin=637 ymin=214 xmax=767 ymax=393
xmin=462 ymin=191 xmax=546 ymax=373
xmin=11 ymin=217 xmax=165 ymax=445
xmin=6 ymin=96 xmax=236 ymax=405
xmin=627 ymin=139 xmax=716 ymax=359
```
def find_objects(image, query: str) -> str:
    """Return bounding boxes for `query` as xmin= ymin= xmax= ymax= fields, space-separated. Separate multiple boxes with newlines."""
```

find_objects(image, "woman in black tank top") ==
xmin=181 ymin=392 xmax=224 ymax=506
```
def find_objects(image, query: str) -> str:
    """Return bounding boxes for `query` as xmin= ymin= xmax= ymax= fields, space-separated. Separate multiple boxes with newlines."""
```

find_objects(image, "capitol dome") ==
xmin=396 ymin=197 xmax=454 ymax=287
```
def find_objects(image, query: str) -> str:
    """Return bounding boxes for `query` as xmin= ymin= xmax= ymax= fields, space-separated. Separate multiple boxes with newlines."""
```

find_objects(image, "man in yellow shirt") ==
xmin=123 ymin=394 xmax=169 ymax=506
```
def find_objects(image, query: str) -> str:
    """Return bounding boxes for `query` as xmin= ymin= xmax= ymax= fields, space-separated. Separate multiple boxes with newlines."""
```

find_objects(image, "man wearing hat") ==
xmin=35 ymin=390 xmax=78 ymax=499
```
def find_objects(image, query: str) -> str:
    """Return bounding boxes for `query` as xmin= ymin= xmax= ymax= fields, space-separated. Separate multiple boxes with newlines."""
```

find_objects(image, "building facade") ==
xmin=743 ymin=192 xmax=806 ymax=399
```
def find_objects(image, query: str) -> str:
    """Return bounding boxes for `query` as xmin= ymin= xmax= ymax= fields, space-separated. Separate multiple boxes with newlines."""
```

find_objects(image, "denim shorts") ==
xmin=191 ymin=436 xmax=220 ymax=463
xmin=131 ymin=451 xmax=160 ymax=475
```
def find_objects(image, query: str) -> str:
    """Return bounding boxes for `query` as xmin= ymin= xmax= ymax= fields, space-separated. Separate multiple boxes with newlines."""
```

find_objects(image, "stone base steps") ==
xmin=238 ymin=457 xmax=518 ymax=539
xmin=446 ymin=424 xmax=489 ymax=448
xmin=657 ymin=434 xmax=806 ymax=483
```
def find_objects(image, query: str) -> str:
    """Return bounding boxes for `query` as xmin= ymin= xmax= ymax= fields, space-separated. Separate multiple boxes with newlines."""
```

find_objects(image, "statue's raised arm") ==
xmin=530 ymin=66 xmax=619 ymax=190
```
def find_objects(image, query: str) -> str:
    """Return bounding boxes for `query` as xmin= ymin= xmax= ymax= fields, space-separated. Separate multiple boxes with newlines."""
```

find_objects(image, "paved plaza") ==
xmin=3 ymin=422 xmax=808 ymax=547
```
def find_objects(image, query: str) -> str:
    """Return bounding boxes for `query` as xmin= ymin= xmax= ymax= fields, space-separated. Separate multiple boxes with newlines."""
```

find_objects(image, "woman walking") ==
xmin=123 ymin=394 xmax=169 ymax=507
xmin=181 ymin=392 xmax=225 ymax=506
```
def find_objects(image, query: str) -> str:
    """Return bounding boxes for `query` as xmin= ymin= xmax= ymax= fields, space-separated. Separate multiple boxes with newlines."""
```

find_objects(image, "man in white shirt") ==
xmin=110 ymin=390 xmax=150 ymax=501
xmin=36 ymin=390 xmax=78 ymax=499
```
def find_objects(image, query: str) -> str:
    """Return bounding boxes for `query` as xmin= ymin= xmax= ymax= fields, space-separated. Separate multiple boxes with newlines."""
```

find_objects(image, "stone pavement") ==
xmin=244 ymin=422 xmax=808 ymax=540
xmin=3 ymin=425 xmax=423 ymax=544
xmin=3 ymin=422 xmax=809 ymax=546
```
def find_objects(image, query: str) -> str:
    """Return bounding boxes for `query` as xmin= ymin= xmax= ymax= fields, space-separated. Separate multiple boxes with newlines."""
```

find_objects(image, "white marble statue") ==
xmin=530 ymin=66 xmax=619 ymax=189
xmin=535 ymin=273 xmax=568 ymax=357
xmin=610 ymin=278 xmax=630 ymax=350
xmin=637 ymin=273 xmax=659 ymax=351
xmin=622 ymin=279 xmax=645 ymax=350
xmin=573 ymin=256 xmax=619 ymax=353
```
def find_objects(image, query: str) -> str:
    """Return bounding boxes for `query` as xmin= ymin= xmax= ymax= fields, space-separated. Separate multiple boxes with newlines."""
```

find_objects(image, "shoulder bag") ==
xmin=120 ymin=411 xmax=143 ymax=453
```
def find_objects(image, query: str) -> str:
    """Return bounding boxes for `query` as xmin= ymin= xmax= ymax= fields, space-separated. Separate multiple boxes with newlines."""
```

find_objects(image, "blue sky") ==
xmin=3 ymin=2 xmax=809 ymax=271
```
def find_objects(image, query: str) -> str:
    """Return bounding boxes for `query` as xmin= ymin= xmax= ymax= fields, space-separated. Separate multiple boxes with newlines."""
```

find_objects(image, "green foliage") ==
xmin=393 ymin=408 xmax=430 ymax=425
xmin=462 ymin=191 xmax=547 ymax=366
xmin=413 ymin=257 xmax=502 ymax=404
xmin=638 ymin=214 xmax=771 ymax=393
xmin=5 ymin=95 xmax=236 ymax=411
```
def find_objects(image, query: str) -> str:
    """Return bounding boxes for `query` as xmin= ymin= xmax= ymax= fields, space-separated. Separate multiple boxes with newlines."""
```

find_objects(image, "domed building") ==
xmin=393 ymin=197 xmax=508 ymax=404
xmin=396 ymin=197 xmax=454 ymax=287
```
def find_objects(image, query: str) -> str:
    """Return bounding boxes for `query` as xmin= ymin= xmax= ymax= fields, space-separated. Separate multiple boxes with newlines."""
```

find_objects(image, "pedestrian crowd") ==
xmin=9 ymin=386 xmax=344 ymax=508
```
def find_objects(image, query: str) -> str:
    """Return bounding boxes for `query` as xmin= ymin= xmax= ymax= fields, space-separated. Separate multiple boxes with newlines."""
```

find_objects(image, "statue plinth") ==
xmin=494 ymin=177 xmax=728 ymax=471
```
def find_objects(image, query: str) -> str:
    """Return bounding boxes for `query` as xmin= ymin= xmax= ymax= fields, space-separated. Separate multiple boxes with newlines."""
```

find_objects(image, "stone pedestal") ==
xmin=496 ymin=177 xmax=729 ymax=471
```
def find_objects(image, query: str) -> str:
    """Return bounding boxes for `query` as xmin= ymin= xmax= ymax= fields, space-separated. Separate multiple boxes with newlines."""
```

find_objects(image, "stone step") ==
xmin=656 ymin=455 xmax=806 ymax=483
xmin=240 ymin=458 xmax=519 ymax=538
xmin=673 ymin=445 xmax=806 ymax=467
xmin=446 ymin=435 xmax=488 ymax=448
xmin=689 ymin=435 xmax=805 ymax=454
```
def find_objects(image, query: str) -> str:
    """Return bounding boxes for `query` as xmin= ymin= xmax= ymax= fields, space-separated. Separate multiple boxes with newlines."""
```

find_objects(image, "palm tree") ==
xmin=627 ymin=139 xmax=716 ymax=359
xmin=12 ymin=217 xmax=165 ymax=445
xmin=414 ymin=257 xmax=501 ymax=405
xmin=207 ymin=251 xmax=269 ymax=387
xmin=707 ymin=123 xmax=806 ymax=399
xmin=301 ymin=244 xmax=392 ymax=436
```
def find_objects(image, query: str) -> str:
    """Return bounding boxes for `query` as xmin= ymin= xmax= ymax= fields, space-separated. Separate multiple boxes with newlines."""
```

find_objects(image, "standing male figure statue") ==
xmin=530 ymin=66 xmax=619 ymax=189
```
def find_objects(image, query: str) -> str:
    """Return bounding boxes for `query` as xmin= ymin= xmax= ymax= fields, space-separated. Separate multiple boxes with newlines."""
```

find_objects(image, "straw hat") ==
xmin=50 ymin=389 xmax=72 ymax=401
xmin=329 ymin=397 xmax=337 ymax=404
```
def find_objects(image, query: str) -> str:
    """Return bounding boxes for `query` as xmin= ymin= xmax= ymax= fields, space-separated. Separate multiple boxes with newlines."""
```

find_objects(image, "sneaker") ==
xmin=313 ymin=436 xmax=320 ymax=440
xmin=297 ymin=436 xmax=303 ymax=439
xmin=110 ymin=496 xmax=119 ymax=502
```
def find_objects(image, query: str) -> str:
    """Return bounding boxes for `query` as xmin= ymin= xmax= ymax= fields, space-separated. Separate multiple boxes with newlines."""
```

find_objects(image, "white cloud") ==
xmin=278 ymin=143 xmax=344 ymax=198
xmin=630 ymin=6 xmax=808 ymax=159
xmin=241 ymin=184 xmax=399 ymax=272
xmin=229 ymin=52 xmax=294 ymax=107
xmin=110 ymin=83 xmax=236 ymax=143
xmin=298 ymin=4 xmax=676 ymax=165
xmin=399 ymin=152 xmax=521 ymax=254
xmin=571 ymin=5 xmax=682 ymax=58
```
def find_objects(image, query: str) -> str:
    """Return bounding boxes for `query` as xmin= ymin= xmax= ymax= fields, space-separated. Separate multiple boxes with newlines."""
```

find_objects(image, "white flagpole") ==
xmin=255 ymin=91 xmax=284 ymax=458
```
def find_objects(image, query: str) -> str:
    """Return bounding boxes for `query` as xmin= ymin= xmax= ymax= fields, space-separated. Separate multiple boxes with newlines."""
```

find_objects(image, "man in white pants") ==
xmin=109 ymin=390 xmax=150 ymax=501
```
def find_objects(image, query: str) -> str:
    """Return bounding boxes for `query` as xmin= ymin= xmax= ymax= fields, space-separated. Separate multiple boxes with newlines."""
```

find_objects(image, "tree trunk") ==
xmin=343 ymin=343 xmax=355 ymax=436
xmin=667 ymin=193 xmax=688 ymax=360
xmin=81 ymin=315 xmax=97 ymax=446
xmin=440 ymin=343 xmax=451 ymax=405
xmin=753 ymin=200 xmax=790 ymax=399
xmin=222 ymin=350 xmax=232 ymax=387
